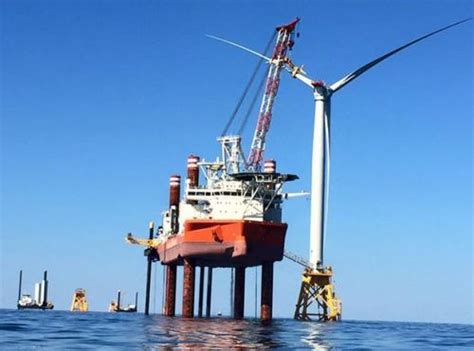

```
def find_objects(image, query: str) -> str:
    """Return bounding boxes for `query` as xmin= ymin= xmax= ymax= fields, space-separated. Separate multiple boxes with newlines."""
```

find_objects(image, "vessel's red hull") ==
xmin=157 ymin=220 xmax=287 ymax=267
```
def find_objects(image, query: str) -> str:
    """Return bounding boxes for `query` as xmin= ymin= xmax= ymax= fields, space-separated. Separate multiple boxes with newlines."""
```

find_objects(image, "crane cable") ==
xmin=230 ymin=268 xmax=234 ymax=317
xmin=221 ymin=31 xmax=276 ymax=137
xmin=238 ymin=66 xmax=269 ymax=136
xmin=254 ymin=266 xmax=258 ymax=318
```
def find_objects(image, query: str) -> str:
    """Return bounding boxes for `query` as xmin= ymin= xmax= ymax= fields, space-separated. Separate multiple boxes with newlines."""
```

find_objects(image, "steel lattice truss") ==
xmin=247 ymin=20 xmax=298 ymax=170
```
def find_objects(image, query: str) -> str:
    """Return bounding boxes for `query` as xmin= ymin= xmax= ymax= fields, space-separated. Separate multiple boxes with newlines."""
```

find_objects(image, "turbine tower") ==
xmin=209 ymin=17 xmax=471 ymax=321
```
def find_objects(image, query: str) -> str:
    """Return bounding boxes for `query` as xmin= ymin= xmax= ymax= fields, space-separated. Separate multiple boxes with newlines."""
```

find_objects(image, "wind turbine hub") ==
xmin=311 ymin=80 xmax=326 ymax=88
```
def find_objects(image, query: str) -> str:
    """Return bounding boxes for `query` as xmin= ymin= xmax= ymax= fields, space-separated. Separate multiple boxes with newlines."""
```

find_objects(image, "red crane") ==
xmin=247 ymin=18 xmax=299 ymax=171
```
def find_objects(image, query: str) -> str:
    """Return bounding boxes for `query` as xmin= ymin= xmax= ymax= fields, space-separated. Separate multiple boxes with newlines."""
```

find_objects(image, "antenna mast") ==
xmin=247 ymin=18 xmax=299 ymax=171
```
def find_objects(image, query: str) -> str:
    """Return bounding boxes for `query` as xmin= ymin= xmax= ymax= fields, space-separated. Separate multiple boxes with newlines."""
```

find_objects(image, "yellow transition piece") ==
xmin=294 ymin=267 xmax=342 ymax=321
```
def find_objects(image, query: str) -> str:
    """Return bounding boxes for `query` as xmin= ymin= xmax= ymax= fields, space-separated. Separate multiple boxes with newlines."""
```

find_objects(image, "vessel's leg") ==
xmin=205 ymin=267 xmax=213 ymax=318
xmin=198 ymin=266 xmax=205 ymax=317
xmin=144 ymin=223 xmax=155 ymax=316
xmin=144 ymin=256 xmax=153 ymax=315
xmin=261 ymin=262 xmax=273 ymax=322
xmin=164 ymin=264 xmax=177 ymax=316
xmin=182 ymin=258 xmax=195 ymax=318
xmin=234 ymin=267 xmax=246 ymax=319
xmin=230 ymin=268 xmax=234 ymax=317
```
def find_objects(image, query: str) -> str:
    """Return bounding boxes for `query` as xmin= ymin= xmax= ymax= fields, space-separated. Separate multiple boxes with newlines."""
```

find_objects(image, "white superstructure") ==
xmin=34 ymin=282 xmax=42 ymax=305
xmin=160 ymin=136 xmax=298 ymax=237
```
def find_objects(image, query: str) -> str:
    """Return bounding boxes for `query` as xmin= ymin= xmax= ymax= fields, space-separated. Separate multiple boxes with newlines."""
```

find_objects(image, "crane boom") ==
xmin=125 ymin=233 xmax=162 ymax=247
xmin=247 ymin=18 xmax=299 ymax=171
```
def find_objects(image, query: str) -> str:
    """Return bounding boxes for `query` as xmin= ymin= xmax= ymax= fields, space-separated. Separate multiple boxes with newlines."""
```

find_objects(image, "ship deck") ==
xmin=157 ymin=219 xmax=287 ymax=267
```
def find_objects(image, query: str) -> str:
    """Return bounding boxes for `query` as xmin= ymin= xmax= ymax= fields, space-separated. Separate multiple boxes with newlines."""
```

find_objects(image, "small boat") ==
xmin=17 ymin=270 xmax=54 ymax=310
xmin=109 ymin=290 xmax=138 ymax=313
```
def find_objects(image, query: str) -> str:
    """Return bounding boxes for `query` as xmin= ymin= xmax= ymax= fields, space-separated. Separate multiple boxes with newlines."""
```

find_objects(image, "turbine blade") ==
xmin=323 ymin=98 xmax=331 ymax=246
xmin=206 ymin=34 xmax=272 ymax=62
xmin=293 ymin=72 xmax=315 ymax=88
xmin=329 ymin=18 xmax=472 ymax=93
xmin=207 ymin=34 xmax=317 ymax=90
xmin=325 ymin=98 xmax=331 ymax=148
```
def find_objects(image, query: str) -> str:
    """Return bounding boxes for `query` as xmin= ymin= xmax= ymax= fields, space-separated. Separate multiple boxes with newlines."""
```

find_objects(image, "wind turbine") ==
xmin=209 ymin=17 xmax=471 ymax=320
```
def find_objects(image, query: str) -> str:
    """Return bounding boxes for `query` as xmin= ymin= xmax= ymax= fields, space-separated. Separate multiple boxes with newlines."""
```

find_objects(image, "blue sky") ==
xmin=1 ymin=0 xmax=472 ymax=324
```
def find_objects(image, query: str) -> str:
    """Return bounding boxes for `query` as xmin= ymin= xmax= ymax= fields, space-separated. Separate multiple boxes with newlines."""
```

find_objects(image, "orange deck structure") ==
xmin=157 ymin=220 xmax=287 ymax=267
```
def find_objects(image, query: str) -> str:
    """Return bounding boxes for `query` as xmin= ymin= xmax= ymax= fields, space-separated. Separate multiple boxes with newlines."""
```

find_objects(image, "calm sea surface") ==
xmin=1 ymin=309 xmax=473 ymax=350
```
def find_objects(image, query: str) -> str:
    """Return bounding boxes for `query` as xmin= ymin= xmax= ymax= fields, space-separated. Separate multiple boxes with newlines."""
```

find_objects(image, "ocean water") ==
xmin=1 ymin=309 xmax=473 ymax=350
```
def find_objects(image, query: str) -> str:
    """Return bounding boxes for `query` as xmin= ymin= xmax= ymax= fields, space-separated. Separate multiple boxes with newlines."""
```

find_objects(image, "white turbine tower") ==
xmin=209 ymin=17 xmax=471 ymax=320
